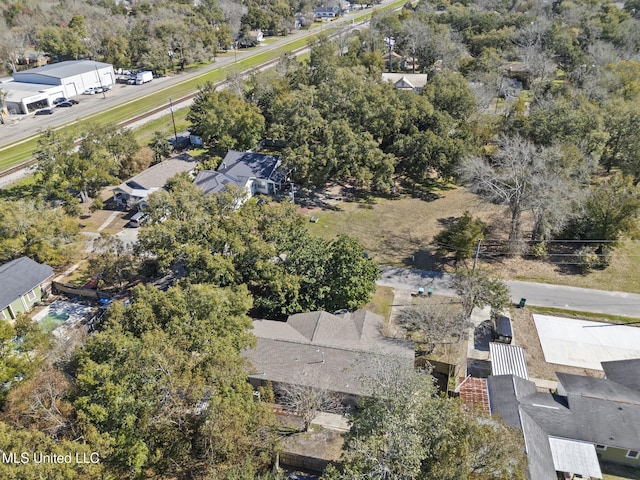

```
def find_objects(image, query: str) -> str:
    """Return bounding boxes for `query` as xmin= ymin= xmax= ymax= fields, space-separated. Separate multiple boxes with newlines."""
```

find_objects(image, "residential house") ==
xmin=194 ymin=150 xmax=282 ymax=203
xmin=237 ymin=30 xmax=264 ymax=48
xmin=487 ymin=358 xmax=640 ymax=479
xmin=113 ymin=154 xmax=197 ymax=210
xmin=314 ymin=6 xmax=339 ymax=18
xmin=243 ymin=310 xmax=414 ymax=405
xmin=381 ymin=73 xmax=429 ymax=93
xmin=382 ymin=51 xmax=403 ymax=71
xmin=0 ymin=257 xmax=54 ymax=321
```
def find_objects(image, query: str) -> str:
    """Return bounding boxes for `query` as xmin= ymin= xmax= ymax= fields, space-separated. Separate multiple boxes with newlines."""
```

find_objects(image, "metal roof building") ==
xmin=489 ymin=342 xmax=529 ymax=379
xmin=2 ymin=60 xmax=114 ymax=114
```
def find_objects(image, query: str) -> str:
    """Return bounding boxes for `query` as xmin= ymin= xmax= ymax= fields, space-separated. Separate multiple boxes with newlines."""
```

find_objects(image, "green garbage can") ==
xmin=518 ymin=298 xmax=526 ymax=308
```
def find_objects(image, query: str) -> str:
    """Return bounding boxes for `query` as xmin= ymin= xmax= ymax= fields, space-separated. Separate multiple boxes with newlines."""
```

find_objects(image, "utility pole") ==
xmin=169 ymin=97 xmax=178 ymax=149
xmin=473 ymin=239 xmax=482 ymax=271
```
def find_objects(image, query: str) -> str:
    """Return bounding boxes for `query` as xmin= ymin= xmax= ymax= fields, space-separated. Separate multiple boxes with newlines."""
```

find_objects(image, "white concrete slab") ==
xmin=533 ymin=314 xmax=640 ymax=371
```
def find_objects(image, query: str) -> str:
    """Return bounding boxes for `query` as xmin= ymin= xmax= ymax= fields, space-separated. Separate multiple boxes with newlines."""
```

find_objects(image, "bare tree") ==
xmin=458 ymin=135 xmax=538 ymax=250
xmin=449 ymin=268 xmax=510 ymax=319
xmin=398 ymin=301 xmax=469 ymax=354
xmin=276 ymin=366 xmax=342 ymax=432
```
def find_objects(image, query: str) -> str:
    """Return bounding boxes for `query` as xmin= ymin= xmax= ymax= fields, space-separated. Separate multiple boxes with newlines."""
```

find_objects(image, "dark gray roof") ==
xmin=193 ymin=170 xmax=241 ymax=195
xmin=519 ymin=411 xmax=557 ymax=480
xmin=488 ymin=375 xmax=521 ymax=428
xmin=218 ymin=150 xmax=280 ymax=182
xmin=488 ymin=376 xmax=558 ymax=480
xmin=13 ymin=60 xmax=111 ymax=80
xmin=522 ymin=390 xmax=640 ymax=451
xmin=602 ymin=358 xmax=640 ymax=391
xmin=0 ymin=257 xmax=54 ymax=310
xmin=557 ymin=372 xmax=640 ymax=404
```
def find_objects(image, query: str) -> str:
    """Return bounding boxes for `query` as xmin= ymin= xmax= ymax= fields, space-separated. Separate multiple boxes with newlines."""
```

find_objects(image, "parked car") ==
xmin=68 ymin=99 xmax=79 ymax=105
xmin=93 ymin=86 xmax=105 ymax=93
xmin=128 ymin=211 xmax=147 ymax=228
xmin=35 ymin=109 xmax=54 ymax=115
xmin=55 ymin=101 xmax=74 ymax=108
xmin=127 ymin=78 xmax=136 ymax=85
xmin=52 ymin=97 xmax=67 ymax=105
xmin=83 ymin=88 xmax=96 ymax=95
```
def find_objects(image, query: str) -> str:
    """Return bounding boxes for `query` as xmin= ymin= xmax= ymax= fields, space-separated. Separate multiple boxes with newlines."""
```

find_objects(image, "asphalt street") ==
xmin=378 ymin=266 xmax=640 ymax=318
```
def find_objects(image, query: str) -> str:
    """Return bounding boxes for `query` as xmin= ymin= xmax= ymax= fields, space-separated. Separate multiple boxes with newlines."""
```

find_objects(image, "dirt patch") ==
xmin=511 ymin=307 xmax=601 ymax=381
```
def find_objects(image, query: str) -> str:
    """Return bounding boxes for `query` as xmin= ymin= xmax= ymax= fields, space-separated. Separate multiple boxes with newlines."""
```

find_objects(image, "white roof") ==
xmin=0 ymin=80 xmax=62 ymax=103
xmin=548 ymin=437 xmax=602 ymax=479
xmin=13 ymin=60 xmax=112 ymax=80
xmin=490 ymin=342 xmax=529 ymax=379
xmin=381 ymin=73 xmax=429 ymax=89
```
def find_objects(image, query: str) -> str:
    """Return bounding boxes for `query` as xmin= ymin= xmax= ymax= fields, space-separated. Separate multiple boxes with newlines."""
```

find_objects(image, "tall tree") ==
xmin=450 ymin=268 xmax=510 ymax=319
xmin=72 ymin=283 xmax=277 ymax=479
xmin=433 ymin=211 xmax=487 ymax=264
xmin=458 ymin=135 xmax=582 ymax=250
xmin=187 ymin=83 xmax=265 ymax=153
xmin=0 ymin=198 xmax=80 ymax=266
xmin=36 ymin=128 xmax=119 ymax=210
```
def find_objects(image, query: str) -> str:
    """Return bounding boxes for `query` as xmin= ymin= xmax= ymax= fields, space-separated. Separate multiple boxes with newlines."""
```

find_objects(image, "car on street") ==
xmin=55 ymin=101 xmax=74 ymax=108
xmin=35 ymin=109 xmax=54 ymax=115
xmin=83 ymin=88 xmax=96 ymax=95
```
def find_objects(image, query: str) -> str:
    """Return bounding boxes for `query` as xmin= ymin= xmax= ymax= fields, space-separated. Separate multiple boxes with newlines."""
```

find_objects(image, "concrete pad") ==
xmin=311 ymin=412 xmax=350 ymax=432
xmin=533 ymin=314 xmax=640 ymax=371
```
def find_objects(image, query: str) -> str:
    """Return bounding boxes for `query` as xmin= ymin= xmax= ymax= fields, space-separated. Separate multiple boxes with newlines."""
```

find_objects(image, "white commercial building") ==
xmin=1 ymin=60 xmax=114 ymax=114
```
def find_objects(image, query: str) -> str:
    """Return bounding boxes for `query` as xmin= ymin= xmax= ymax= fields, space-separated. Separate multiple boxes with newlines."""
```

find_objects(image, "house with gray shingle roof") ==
xmin=113 ymin=155 xmax=197 ymax=209
xmin=0 ymin=257 xmax=54 ymax=321
xmin=488 ymin=358 xmax=640 ymax=479
xmin=194 ymin=150 xmax=281 ymax=203
xmin=243 ymin=310 xmax=414 ymax=403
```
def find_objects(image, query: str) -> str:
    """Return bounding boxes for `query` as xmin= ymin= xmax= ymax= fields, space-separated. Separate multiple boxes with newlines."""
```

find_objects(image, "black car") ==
xmin=35 ymin=109 xmax=54 ymax=115
xmin=56 ymin=101 xmax=74 ymax=108
xmin=68 ymin=99 xmax=79 ymax=104
xmin=52 ymin=97 xmax=67 ymax=105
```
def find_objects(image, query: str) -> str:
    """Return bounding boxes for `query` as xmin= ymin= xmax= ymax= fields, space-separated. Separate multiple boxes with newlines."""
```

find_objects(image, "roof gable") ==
xmin=602 ymin=358 xmax=640 ymax=391
xmin=0 ymin=257 xmax=54 ymax=310
xmin=218 ymin=150 xmax=280 ymax=181
xmin=114 ymin=156 xmax=197 ymax=195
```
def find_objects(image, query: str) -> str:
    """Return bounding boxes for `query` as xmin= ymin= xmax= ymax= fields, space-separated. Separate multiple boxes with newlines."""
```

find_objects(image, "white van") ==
xmin=128 ymin=212 xmax=147 ymax=228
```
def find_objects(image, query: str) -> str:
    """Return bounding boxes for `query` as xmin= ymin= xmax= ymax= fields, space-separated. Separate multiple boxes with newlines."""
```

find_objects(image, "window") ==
xmin=26 ymin=290 xmax=37 ymax=301
xmin=595 ymin=445 xmax=607 ymax=451
xmin=626 ymin=450 xmax=640 ymax=459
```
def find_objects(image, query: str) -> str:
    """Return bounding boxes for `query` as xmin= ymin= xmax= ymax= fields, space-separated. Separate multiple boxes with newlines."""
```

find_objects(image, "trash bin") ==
xmin=427 ymin=288 xmax=433 ymax=297
xmin=518 ymin=298 xmax=527 ymax=308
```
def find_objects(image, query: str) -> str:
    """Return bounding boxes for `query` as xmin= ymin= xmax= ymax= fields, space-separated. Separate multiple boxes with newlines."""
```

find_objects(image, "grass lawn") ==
xmin=602 ymin=463 xmax=640 ymax=480
xmin=303 ymin=187 xmax=502 ymax=271
xmin=301 ymin=186 xmax=640 ymax=293
xmin=363 ymin=285 xmax=394 ymax=324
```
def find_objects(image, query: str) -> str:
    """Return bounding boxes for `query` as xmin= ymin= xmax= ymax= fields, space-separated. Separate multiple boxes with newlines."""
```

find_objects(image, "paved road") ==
xmin=378 ymin=266 xmax=640 ymax=318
